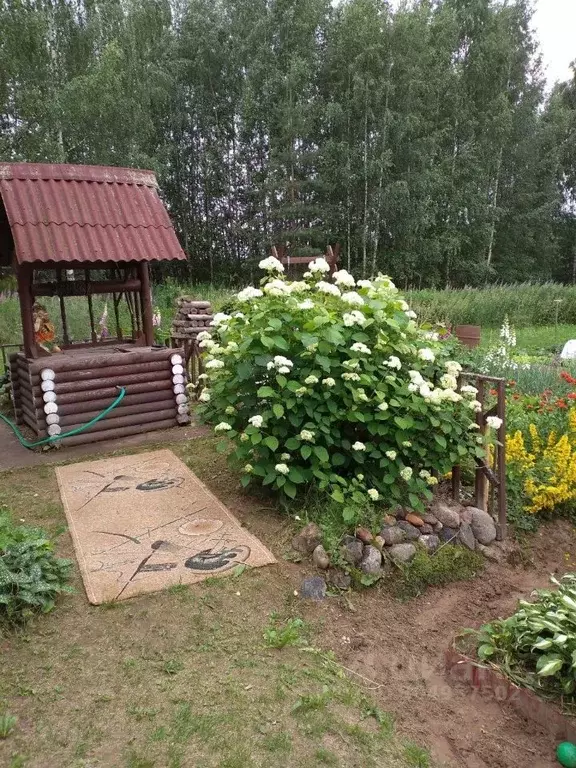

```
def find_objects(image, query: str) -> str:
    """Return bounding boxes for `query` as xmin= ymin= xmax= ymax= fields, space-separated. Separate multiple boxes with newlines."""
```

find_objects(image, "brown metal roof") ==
xmin=0 ymin=163 xmax=187 ymax=265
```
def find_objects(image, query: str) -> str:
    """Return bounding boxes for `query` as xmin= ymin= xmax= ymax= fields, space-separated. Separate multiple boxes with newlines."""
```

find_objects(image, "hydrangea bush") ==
xmin=197 ymin=257 xmax=487 ymax=513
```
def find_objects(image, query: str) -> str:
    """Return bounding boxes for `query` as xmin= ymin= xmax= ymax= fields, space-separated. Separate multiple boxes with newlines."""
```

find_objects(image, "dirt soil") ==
xmin=1 ymin=436 xmax=575 ymax=767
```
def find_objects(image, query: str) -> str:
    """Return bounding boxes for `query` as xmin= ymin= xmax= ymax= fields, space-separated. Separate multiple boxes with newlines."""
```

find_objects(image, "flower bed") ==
xmin=196 ymin=257 xmax=488 ymax=512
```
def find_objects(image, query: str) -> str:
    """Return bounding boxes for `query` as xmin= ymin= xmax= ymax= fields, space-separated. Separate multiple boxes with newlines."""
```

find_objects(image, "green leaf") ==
xmin=314 ymin=446 xmax=329 ymax=463
xmin=232 ymin=563 xmax=247 ymax=577
xmin=272 ymin=335 xmax=289 ymax=350
xmin=263 ymin=436 xmax=279 ymax=451
xmin=257 ymin=386 xmax=276 ymax=398
xmin=283 ymin=481 xmax=297 ymax=499
xmin=301 ymin=445 xmax=312 ymax=460
xmin=288 ymin=467 xmax=305 ymax=484
xmin=240 ymin=475 xmax=251 ymax=488
xmin=477 ymin=644 xmax=495 ymax=659
xmin=332 ymin=453 xmax=346 ymax=466
xmin=216 ymin=441 xmax=229 ymax=454
xmin=536 ymin=655 xmax=564 ymax=677
xmin=434 ymin=434 xmax=447 ymax=449
xmin=261 ymin=335 xmax=275 ymax=348
xmin=331 ymin=488 xmax=345 ymax=503
xmin=286 ymin=438 xmax=300 ymax=450
xmin=273 ymin=404 xmax=285 ymax=418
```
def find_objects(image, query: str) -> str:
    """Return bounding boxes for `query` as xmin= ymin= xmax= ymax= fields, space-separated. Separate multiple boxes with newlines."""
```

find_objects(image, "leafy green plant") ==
xmin=475 ymin=573 xmax=576 ymax=700
xmin=0 ymin=712 xmax=17 ymax=739
xmin=264 ymin=615 xmax=307 ymax=648
xmin=198 ymin=258 xmax=483 ymax=512
xmin=0 ymin=508 xmax=73 ymax=625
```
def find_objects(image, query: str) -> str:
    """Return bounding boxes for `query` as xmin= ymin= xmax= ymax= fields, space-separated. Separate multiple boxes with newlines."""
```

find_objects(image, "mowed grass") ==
xmin=0 ymin=440 xmax=431 ymax=768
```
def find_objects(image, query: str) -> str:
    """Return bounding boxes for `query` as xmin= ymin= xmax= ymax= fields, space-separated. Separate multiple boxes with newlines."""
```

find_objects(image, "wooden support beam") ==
xmin=138 ymin=262 xmax=154 ymax=345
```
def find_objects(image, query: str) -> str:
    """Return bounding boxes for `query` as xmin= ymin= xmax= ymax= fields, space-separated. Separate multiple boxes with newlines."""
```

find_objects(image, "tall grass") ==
xmin=408 ymin=282 xmax=575 ymax=328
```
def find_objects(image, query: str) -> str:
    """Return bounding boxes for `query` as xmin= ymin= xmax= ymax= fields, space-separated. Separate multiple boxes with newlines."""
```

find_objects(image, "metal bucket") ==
xmin=454 ymin=325 xmax=481 ymax=349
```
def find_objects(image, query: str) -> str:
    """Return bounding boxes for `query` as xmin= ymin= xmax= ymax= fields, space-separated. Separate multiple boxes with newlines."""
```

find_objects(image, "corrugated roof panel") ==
xmin=0 ymin=163 xmax=186 ymax=265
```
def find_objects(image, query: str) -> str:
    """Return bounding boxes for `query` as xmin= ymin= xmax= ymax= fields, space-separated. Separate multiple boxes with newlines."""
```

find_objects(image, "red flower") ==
xmin=568 ymin=393 xmax=576 ymax=400
xmin=557 ymin=400 xmax=567 ymax=409
xmin=490 ymin=388 xmax=497 ymax=396
xmin=561 ymin=371 xmax=576 ymax=385
xmin=513 ymin=394 xmax=520 ymax=400
xmin=508 ymin=380 xmax=516 ymax=387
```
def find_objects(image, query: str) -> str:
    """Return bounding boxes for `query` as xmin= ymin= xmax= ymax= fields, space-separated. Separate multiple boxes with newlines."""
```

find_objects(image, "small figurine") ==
xmin=33 ymin=302 xmax=61 ymax=353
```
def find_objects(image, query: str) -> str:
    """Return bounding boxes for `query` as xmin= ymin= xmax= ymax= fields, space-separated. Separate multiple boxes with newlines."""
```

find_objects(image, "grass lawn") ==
xmin=480 ymin=324 xmax=576 ymax=353
xmin=0 ymin=441 xmax=431 ymax=768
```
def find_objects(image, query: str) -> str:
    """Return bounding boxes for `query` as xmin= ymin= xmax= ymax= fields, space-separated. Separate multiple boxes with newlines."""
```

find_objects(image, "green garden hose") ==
xmin=0 ymin=386 xmax=126 ymax=449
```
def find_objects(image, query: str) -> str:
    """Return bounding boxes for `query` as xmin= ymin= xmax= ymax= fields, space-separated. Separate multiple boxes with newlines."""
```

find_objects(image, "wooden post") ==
xmin=16 ymin=263 xmax=36 ymax=358
xmin=57 ymin=269 xmax=70 ymax=345
xmin=475 ymin=379 xmax=489 ymax=510
xmin=85 ymin=270 xmax=97 ymax=343
xmin=138 ymin=262 xmax=154 ymax=345
xmin=497 ymin=379 xmax=507 ymax=540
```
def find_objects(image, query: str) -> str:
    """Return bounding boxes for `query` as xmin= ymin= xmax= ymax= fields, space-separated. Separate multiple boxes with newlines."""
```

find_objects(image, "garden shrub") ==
xmin=0 ymin=508 xmax=73 ymax=625
xmin=197 ymin=257 xmax=487 ymax=512
xmin=475 ymin=573 xmax=576 ymax=700
xmin=391 ymin=546 xmax=484 ymax=600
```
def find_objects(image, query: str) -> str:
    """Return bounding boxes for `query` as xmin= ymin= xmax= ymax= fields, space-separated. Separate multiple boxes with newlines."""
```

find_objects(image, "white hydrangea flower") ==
xmin=367 ymin=489 xmax=379 ymax=501
xmin=418 ymin=347 xmax=435 ymax=362
xmin=303 ymin=271 xmax=312 ymax=278
xmin=352 ymin=441 xmax=366 ymax=451
xmin=486 ymin=416 xmax=503 ymax=430
xmin=248 ymin=415 xmax=264 ymax=428
xmin=423 ymin=331 xmax=439 ymax=341
xmin=264 ymin=279 xmax=291 ymax=296
xmin=400 ymin=466 xmax=413 ymax=481
xmin=275 ymin=463 xmax=290 ymax=475
xmin=332 ymin=269 xmax=356 ymax=287
xmin=343 ymin=359 xmax=360 ymax=369
xmin=290 ymin=281 xmax=310 ymax=293
xmin=278 ymin=366 xmax=291 ymax=374
xmin=297 ymin=299 xmax=314 ymax=310
xmin=419 ymin=383 xmax=432 ymax=398
xmin=233 ymin=311 xmax=245 ymax=319
xmin=385 ymin=450 xmax=397 ymax=460
xmin=214 ymin=422 xmax=232 ymax=432
xmin=402 ymin=441 xmax=412 ymax=448
xmin=468 ymin=422 xmax=480 ymax=430
xmin=198 ymin=373 xmax=208 ymax=381
xmin=244 ymin=464 xmax=253 ymax=473
xmin=357 ymin=279 xmax=372 ymax=289
xmin=406 ymin=309 xmax=417 ymax=319
xmin=259 ymin=255 xmax=285 ymax=272
xmin=322 ymin=378 xmax=336 ymax=387
xmin=461 ymin=384 xmax=478 ymax=396
xmin=377 ymin=401 xmax=389 ymax=411
xmin=225 ymin=405 xmax=235 ymax=415
xmin=304 ymin=375 xmax=319 ymax=385
xmin=266 ymin=361 xmax=275 ymax=371
xmin=295 ymin=386 xmax=307 ymax=396
xmin=205 ymin=359 xmax=224 ymax=369
xmin=427 ymin=476 xmax=439 ymax=486
xmin=280 ymin=453 xmax=290 ymax=461
xmin=237 ymin=286 xmax=263 ymax=301
xmin=409 ymin=370 xmax=424 ymax=385
xmin=357 ymin=389 xmax=369 ymax=402
xmin=408 ymin=383 xmax=419 ymax=393
xmin=341 ymin=291 xmax=364 ymax=306
xmin=419 ymin=469 xmax=431 ymax=479
xmin=197 ymin=331 xmax=212 ymax=341
xmin=274 ymin=356 xmax=293 ymax=369
xmin=342 ymin=372 xmax=361 ymax=381
xmin=399 ymin=300 xmax=409 ymax=311
xmin=240 ymin=433 xmax=249 ymax=442
xmin=199 ymin=338 xmax=216 ymax=350
xmin=300 ymin=430 xmax=315 ymax=441
xmin=317 ymin=281 xmax=341 ymax=297
xmin=343 ymin=310 xmax=366 ymax=327
xmin=211 ymin=312 xmax=231 ymax=327
xmin=440 ymin=373 xmax=458 ymax=390
xmin=446 ymin=360 xmax=463 ymax=375
xmin=308 ymin=257 xmax=330 ymax=274
xmin=442 ymin=389 xmax=463 ymax=403
xmin=198 ymin=391 xmax=210 ymax=402
xmin=350 ymin=342 xmax=371 ymax=355
xmin=384 ymin=356 xmax=402 ymax=370
xmin=469 ymin=399 xmax=483 ymax=412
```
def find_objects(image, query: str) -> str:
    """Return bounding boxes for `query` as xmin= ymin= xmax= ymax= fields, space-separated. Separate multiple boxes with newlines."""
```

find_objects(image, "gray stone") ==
xmin=438 ymin=526 xmax=459 ymax=544
xmin=420 ymin=523 xmax=434 ymax=535
xmin=469 ymin=507 xmax=497 ymax=545
xmin=327 ymin=569 xmax=352 ymax=590
xmin=432 ymin=503 xmax=461 ymax=529
xmin=423 ymin=514 xmax=438 ymax=526
xmin=458 ymin=522 xmax=476 ymax=551
xmin=433 ymin=521 xmax=443 ymax=532
xmin=292 ymin=522 xmax=322 ymax=554
xmin=459 ymin=507 xmax=473 ymax=524
xmin=397 ymin=520 xmax=421 ymax=541
xmin=380 ymin=526 xmax=405 ymax=546
xmin=477 ymin=543 xmax=503 ymax=563
xmin=312 ymin=544 xmax=330 ymax=570
xmin=418 ymin=534 xmax=440 ymax=553
xmin=389 ymin=543 xmax=417 ymax=563
xmin=360 ymin=545 xmax=382 ymax=575
xmin=299 ymin=576 xmax=326 ymax=600
xmin=340 ymin=535 xmax=364 ymax=566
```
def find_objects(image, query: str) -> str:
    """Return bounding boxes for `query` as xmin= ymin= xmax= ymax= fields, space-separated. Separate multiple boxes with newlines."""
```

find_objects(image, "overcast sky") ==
xmin=533 ymin=0 xmax=575 ymax=86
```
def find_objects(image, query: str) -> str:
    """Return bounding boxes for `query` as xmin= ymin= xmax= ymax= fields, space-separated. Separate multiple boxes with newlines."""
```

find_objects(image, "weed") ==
xmin=315 ymin=746 xmax=339 ymax=765
xmin=264 ymin=615 xmax=307 ymax=648
xmin=149 ymin=726 xmax=168 ymax=742
xmin=162 ymin=659 xmax=184 ymax=675
xmin=291 ymin=686 xmax=332 ymax=714
xmin=127 ymin=705 xmax=158 ymax=721
xmin=391 ymin=545 xmax=484 ymax=600
xmin=262 ymin=731 xmax=292 ymax=753
xmin=403 ymin=742 xmax=431 ymax=767
xmin=0 ymin=713 xmax=17 ymax=739
xmin=9 ymin=755 xmax=26 ymax=768
xmin=125 ymin=752 xmax=155 ymax=768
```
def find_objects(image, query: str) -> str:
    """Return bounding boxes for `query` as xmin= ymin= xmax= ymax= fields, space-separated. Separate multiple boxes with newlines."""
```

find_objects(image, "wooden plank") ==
xmin=28 ymin=346 xmax=183 ymax=374
xmin=54 ymin=369 xmax=170 ymax=395
xmin=55 ymin=388 xmax=177 ymax=417
xmin=55 ymin=380 xmax=173 ymax=406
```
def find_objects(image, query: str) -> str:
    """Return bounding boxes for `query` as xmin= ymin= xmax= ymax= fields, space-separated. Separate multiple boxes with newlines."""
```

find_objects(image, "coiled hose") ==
xmin=0 ymin=386 xmax=126 ymax=449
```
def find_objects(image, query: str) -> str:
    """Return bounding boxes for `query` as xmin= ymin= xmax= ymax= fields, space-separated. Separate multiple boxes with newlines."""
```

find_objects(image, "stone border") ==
xmin=445 ymin=643 xmax=576 ymax=742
